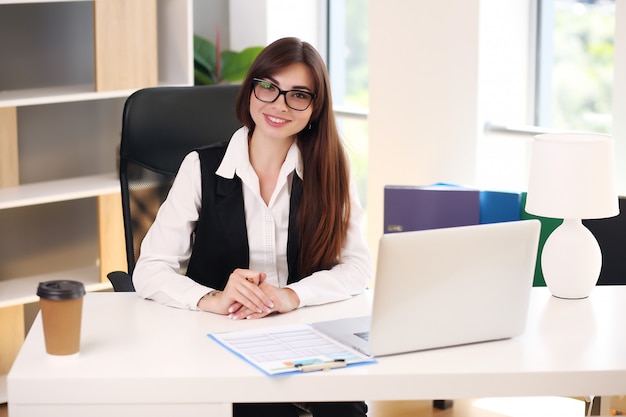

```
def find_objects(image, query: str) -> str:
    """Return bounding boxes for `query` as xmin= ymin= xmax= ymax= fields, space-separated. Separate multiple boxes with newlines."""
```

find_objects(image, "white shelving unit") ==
xmin=0 ymin=0 xmax=193 ymax=402
xmin=0 ymin=174 xmax=120 ymax=210
xmin=0 ymin=85 xmax=138 ymax=107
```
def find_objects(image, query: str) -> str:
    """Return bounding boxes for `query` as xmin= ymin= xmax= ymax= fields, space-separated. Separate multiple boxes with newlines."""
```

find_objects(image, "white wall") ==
xmin=367 ymin=1 xmax=482 ymax=255
xmin=206 ymin=0 xmax=626 ymax=259
xmin=367 ymin=0 xmax=534 ymax=254
xmin=366 ymin=0 xmax=536 ymax=258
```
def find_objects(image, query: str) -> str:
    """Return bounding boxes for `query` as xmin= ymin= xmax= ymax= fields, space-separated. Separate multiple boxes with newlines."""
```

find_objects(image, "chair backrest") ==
xmin=583 ymin=196 xmax=626 ymax=285
xmin=119 ymin=84 xmax=242 ymax=275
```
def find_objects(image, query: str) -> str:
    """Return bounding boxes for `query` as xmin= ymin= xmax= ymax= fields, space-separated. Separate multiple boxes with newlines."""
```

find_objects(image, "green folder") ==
xmin=520 ymin=192 xmax=562 ymax=287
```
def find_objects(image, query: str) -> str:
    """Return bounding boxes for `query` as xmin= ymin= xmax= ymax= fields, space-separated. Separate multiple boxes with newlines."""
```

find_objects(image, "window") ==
xmin=535 ymin=0 xmax=615 ymax=132
xmin=327 ymin=0 xmax=369 ymax=207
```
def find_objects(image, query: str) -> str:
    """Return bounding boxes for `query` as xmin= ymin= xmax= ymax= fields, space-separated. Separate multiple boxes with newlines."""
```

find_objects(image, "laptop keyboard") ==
xmin=355 ymin=331 xmax=370 ymax=341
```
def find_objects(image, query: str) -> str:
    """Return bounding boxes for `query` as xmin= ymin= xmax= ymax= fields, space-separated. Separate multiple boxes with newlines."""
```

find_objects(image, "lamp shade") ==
xmin=526 ymin=133 xmax=619 ymax=220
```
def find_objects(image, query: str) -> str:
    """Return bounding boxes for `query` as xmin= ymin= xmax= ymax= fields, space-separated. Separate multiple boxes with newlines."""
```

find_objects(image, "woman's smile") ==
xmin=264 ymin=113 xmax=290 ymax=126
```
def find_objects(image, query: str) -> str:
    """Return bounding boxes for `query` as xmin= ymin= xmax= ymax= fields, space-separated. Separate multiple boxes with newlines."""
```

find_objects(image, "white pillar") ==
xmin=367 ymin=1 xmax=482 ymax=259
xmin=612 ymin=1 xmax=626 ymax=195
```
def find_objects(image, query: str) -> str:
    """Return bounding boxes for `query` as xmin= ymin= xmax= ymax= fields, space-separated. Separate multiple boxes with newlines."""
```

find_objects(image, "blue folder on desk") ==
xmin=479 ymin=190 xmax=521 ymax=224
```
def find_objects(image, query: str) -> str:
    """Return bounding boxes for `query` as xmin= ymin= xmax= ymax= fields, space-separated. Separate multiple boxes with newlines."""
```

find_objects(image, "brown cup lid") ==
xmin=37 ymin=280 xmax=86 ymax=300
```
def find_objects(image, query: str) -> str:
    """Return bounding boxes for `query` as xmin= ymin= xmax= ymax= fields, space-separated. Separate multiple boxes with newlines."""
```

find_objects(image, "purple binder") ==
xmin=384 ymin=185 xmax=480 ymax=233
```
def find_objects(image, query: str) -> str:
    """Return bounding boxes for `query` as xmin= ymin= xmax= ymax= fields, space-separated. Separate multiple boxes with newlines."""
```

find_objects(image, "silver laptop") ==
xmin=312 ymin=219 xmax=541 ymax=357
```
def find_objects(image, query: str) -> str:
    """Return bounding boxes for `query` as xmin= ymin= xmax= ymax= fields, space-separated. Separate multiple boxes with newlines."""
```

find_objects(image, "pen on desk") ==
xmin=295 ymin=359 xmax=347 ymax=372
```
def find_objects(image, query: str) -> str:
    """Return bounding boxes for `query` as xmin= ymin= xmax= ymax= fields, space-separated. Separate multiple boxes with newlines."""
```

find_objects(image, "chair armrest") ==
xmin=106 ymin=271 xmax=135 ymax=292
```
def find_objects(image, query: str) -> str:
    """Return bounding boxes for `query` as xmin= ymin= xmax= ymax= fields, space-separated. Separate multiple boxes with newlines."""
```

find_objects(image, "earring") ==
xmin=308 ymin=123 xmax=312 ymax=130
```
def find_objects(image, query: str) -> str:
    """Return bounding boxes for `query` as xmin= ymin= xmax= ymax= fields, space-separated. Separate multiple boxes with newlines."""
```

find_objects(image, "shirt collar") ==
xmin=216 ymin=126 xmax=304 ymax=180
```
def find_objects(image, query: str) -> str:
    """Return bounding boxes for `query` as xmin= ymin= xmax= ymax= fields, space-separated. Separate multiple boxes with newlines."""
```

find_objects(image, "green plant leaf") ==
xmin=193 ymin=35 xmax=217 ymax=84
xmin=194 ymin=68 xmax=215 ymax=85
xmin=193 ymin=34 xmax=262 ymax=85
xmin=220 ymin=46 xmax=264 ymax=82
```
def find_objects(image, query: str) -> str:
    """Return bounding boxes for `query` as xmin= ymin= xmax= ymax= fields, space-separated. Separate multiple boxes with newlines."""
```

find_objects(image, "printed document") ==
xmin=209 ymin=323 xmax=375 ymax=376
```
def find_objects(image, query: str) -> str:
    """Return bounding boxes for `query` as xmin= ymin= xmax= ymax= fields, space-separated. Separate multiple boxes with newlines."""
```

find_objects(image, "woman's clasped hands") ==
xmin=198 ymin=268 xmax=300 ymax=320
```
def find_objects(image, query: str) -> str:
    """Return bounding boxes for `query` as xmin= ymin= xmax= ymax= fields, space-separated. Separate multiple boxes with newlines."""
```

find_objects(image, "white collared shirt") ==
xmin=133 ymin=127 xmax=372 ymax=310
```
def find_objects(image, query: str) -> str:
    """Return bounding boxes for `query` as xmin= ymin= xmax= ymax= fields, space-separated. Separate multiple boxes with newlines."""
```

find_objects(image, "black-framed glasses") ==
xmin=252 ymin=78 xmax=316 ymax=111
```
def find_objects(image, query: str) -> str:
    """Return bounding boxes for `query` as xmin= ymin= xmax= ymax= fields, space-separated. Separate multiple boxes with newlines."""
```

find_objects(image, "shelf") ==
xmin=0 ymin=0 xmax=88 ymax=4
xmin=0 ymin=174 xmax=120 ymax=210
xmin=0 ymin=83 xmax=189 ymax=109
xmin=0 ymin=85 xmax=133 ymax=108
xmin=0 ymin=265 xmax=111 ymax=309
xmin=0 ymin=0 xmax=191 ymax=397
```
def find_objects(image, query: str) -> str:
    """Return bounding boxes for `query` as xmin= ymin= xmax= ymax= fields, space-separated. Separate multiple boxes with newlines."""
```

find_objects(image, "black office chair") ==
xmin=584 ymin=196 xmax=626 ymax=286
xmin=107 ymin=84 xmax=242 ymax=292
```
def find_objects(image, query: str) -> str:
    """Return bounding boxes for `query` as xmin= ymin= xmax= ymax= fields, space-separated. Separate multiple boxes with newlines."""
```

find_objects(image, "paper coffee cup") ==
xmin=37 ymin=280 xmax=86 ymax=355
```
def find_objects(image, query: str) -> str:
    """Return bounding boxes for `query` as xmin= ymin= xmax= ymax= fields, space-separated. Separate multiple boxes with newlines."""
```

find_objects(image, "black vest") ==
xmin=185 ymin=142 xmax=303 ymax=290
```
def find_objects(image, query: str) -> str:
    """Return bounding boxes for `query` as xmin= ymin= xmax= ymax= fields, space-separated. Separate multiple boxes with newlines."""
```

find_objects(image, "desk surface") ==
xmin=8 ymin=286 xmax=626 ymax=417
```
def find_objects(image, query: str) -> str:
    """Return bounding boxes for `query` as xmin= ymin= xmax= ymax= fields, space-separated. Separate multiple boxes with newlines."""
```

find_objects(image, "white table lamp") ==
xmin=526 ymin=132 xmax=619 ymax=299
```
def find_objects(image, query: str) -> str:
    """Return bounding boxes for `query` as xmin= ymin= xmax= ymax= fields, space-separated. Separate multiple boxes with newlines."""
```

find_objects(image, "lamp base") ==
xmin=541 ymin=219 xmax=601 ymax=299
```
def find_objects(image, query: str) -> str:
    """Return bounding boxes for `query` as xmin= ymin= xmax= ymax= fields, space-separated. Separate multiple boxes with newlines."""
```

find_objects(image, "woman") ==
xmin=133 ymin=37 xmax=371 ymax=417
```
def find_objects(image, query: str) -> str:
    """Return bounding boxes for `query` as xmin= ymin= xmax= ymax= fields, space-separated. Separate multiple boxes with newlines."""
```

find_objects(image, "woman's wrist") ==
xmin=197 ymin=290 xmax=222 ymax=311
xmin=283 ymin=287 xmax=300 ymax=312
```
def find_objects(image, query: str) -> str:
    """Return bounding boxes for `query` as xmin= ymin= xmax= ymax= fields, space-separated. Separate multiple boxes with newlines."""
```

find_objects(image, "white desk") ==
xmin=8 ymin=286 xmax=626 ymax=417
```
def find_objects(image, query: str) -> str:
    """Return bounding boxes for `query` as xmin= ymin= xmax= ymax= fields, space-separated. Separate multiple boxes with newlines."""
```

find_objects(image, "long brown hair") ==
xmin=235 ymin=37 xmax=351 ymax=277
